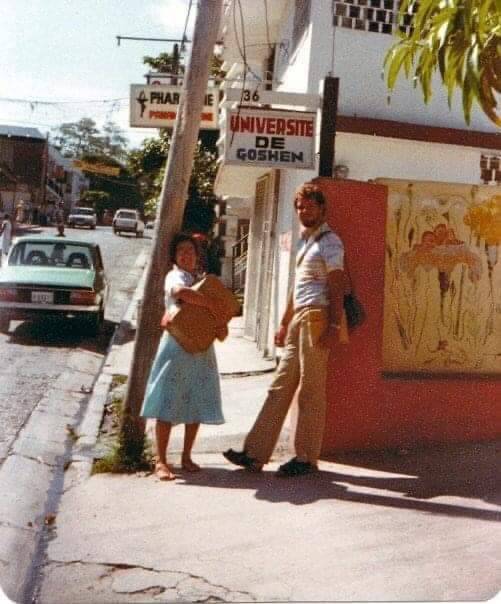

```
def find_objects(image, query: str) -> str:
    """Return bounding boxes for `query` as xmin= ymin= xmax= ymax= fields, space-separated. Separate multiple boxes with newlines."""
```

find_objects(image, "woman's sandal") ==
xmin=181 ymin=458 xmax=201 ymax=472
xmin=155 ymin=462 xmax=176 ymax=481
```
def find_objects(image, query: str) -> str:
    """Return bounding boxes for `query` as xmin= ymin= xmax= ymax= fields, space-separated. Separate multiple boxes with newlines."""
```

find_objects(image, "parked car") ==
xmin=112 ymin=209 xmax=144 ymax=237
xmin=0 ymin=236 xmax=108 ymax=335
xmin=67 ymin=207 xmax=97 ymax=229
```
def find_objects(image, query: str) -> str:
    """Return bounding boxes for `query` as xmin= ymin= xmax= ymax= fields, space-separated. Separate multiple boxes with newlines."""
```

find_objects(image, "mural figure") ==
xmin=380 ymin=180 xmax=501 ymax=375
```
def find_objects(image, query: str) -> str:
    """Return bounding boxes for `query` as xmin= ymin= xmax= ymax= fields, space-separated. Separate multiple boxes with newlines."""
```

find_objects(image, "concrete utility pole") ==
xmin=119 ymin=0 xmax=224 ymax=459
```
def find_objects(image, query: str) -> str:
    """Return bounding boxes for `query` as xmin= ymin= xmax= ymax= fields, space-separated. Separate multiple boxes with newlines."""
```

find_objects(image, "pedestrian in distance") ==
xmin=140 ymin=233 xmax=226 ymax=481
xmin=54 ymin=202 xmax=65 ymax=237
xmin=224 ymin=183 xmax=348 ymax=477
xmin=0 ymin=214 xmax=13 ymax=265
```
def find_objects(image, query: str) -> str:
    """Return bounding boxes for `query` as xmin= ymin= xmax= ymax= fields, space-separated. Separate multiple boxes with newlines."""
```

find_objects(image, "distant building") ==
xmin=0 ymin=125 xmax=46 ymax=220
xmin=0 ymin=124 xmax=89 ymax=222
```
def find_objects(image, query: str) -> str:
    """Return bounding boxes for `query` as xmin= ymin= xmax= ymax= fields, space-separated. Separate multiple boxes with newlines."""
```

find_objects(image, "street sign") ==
xmin=72 ymin=160 xmax=120 ymax=177
xmin=223 ymin=108 xmax=316 ymax=170
xmin=129 ymin=84 xmax=219 ymax=129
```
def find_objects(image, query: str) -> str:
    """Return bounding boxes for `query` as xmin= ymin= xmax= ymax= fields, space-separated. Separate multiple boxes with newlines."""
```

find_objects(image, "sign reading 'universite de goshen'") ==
xmin=129 ymin=84 xmax=219 ymax=129
xmin=224 ymin=108 xmax=316 ymax=170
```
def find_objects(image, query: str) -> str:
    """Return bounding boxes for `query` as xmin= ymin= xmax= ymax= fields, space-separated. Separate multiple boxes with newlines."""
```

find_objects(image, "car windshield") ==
xmin=117 ymin=211 xmax=136 ymax=219
xmin=8 ymin=241 xmax=94 ymax=269
xmin=73 ymin=208 xmax=95 ymax=215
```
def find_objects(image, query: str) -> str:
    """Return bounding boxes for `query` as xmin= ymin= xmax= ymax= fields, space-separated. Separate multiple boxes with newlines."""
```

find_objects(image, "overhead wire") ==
xmin=181 ymin=0 xmax=194 ymax=52
xmin=0 ymin=96 xmax=127 ymax=105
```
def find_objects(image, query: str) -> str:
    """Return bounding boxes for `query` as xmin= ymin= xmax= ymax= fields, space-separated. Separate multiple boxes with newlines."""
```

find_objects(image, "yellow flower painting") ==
xmin=379 ymin=179 xmax=501 ymax=375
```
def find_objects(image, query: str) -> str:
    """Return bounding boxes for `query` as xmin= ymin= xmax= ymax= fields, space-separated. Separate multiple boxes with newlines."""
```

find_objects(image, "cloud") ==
xmin=149 ymin=0 xmax=195 ymax=39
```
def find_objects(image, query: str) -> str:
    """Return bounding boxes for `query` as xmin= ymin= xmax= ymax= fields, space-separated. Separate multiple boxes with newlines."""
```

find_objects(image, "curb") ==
xmin=69 ymin=250 xmax=149 ymax=480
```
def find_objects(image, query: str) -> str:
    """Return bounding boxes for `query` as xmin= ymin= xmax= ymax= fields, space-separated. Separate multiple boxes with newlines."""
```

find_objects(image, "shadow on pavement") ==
xmin=176 ymin=443 xmax=501 ymax=521
xmin=332 ymin=441 xmax=501 ymax=507
xmin=6 ymin=317 xmax=117 ymax=353
xmin=13 ymin=226 xmax=43 ymax=236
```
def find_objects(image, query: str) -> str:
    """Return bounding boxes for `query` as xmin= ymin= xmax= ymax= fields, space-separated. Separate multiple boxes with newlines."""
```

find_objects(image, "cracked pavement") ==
xmin=41 ymin=561 xmax=254 ymax=602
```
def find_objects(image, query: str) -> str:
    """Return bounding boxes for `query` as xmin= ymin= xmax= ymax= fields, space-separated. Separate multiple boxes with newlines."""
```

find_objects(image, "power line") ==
xmin=0 ymin=96 xmax=127 ymax=105
xmin=181 ymin=0 xmax=194 ymax=52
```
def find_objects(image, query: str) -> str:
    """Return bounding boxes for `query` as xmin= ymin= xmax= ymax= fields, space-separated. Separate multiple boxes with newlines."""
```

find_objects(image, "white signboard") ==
xmin=130 ymin=84 xmax=219 ymax=129
xmin=224 ymin=108 xmax=316 ymax=169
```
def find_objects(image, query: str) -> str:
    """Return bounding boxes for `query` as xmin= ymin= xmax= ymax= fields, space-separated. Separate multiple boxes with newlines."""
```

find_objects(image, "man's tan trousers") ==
xmin=244 ymin=307 xmax=330 ymax=465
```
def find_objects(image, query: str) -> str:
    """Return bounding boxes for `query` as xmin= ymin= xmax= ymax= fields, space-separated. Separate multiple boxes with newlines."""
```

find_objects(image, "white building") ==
xmin=215 ymin=0 xmax=500 ymax=358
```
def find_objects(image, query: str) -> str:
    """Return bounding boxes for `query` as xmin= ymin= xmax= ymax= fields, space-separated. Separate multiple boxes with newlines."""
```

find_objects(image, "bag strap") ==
xmin=295 ymin=229 xmax=329 ymax=269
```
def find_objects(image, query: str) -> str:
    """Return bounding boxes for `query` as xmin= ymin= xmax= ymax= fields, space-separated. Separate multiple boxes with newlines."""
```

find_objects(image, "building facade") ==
xmin=215 ymin=1 xmax=501 ymax=451
xmin=0 ymin=125 xmax=89 ymax=222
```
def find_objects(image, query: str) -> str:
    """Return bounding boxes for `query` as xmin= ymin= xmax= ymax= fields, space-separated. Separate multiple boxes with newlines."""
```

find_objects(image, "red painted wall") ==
xmin=313 ymin=177 xmax=501 ymax=452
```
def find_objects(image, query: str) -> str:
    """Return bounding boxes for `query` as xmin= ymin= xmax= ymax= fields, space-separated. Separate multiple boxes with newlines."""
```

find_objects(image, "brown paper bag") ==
xmin=166 ymin=274 xmax=240 ymax=353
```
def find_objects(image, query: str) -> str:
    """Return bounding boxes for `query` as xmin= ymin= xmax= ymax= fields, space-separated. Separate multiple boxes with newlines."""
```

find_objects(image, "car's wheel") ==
xmin=86 ymin=307 xmax=104 ymax=336
xmin=0 ymin=315 xmax=10 ymax=334
xmin=90 ymin=225 xmax=96 ymax=230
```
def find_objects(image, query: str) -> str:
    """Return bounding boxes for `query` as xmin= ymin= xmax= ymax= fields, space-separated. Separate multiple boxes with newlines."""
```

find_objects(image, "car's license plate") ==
xmin=32 ymin=291 xmax=54 ymax=304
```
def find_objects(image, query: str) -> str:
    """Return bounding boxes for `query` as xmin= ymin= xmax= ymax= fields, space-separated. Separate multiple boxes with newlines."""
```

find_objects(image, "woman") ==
xmin=141 ymin=233 xmax=224 ymax=481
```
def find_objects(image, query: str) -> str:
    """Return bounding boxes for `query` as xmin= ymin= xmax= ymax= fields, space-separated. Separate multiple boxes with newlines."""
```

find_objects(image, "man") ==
xmin=0 ymin=214 xmax=13 ymax=265
xmin=224 ymin=183 xmax=346 ymax=477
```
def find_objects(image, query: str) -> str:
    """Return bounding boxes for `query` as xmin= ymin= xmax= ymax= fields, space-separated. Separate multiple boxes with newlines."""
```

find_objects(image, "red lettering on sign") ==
xmin=231 ymin=115 xmax=313 ymax=137
xmin=149 ymin=110 xmax=177 ymax=120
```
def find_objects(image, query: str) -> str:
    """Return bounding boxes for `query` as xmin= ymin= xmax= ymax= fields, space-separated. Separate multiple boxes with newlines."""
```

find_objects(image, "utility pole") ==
xmin=118 ymin=0 xmax=224 ymax=461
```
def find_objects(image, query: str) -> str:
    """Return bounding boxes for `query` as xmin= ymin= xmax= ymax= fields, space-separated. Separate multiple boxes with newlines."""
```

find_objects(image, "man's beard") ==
xmin=300 ymin=217 xmax=321 ymax=228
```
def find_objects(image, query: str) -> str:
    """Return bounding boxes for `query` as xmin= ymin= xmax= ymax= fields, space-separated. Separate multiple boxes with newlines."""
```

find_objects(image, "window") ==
xmin=291 ymin=0 xmax=311 ymax=54
xmin=74 ymin=208 xmax=95 ymax=215
xmin=9 ymin=241 xmax=94 ymax=269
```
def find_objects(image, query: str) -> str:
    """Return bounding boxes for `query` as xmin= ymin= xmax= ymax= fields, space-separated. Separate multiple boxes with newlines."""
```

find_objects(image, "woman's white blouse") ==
xmin=164 ymin=266 xmax=194 ymax=314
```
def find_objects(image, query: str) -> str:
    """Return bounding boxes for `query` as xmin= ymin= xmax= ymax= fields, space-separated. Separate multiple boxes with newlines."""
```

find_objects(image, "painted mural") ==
xmin=379 ymin=179 xmax=501 ymax=375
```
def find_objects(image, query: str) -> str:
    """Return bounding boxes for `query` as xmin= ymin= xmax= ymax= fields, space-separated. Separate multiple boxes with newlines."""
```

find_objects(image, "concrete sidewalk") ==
xmin=31 ymin=285 xmax=501 ymax=602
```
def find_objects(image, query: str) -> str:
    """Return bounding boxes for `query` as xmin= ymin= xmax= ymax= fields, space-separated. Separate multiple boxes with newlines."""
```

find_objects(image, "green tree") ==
xmin=52 ymin=118 xmax=129 ymax=159
xmin=80 ymin=190 xmax=111 ymax=216
xmin=101 ymin=121 xmax=129 ymax=161
xmin=384 ymin=0 xmax=501 ymax=126
xmin=127 ymin=133 xmax=218 ymax=232
xmin=143 ymin=44 xmax=185 ymax=80
xmin=78 ymin=153 xmax=142 ymax=214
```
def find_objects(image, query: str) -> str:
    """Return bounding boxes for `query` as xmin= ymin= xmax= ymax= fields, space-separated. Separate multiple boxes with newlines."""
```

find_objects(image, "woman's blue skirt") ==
xmin=140 ymin=333 xmax=224 ymax=425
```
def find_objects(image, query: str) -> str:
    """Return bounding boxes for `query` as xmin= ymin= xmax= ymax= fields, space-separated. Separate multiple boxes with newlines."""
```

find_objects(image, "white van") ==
xmin=112 ymin=209 xmax=145 ymax=237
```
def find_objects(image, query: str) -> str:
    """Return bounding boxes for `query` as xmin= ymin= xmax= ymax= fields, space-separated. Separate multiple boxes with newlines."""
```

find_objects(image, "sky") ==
xmin=0 ymin=0 xmax=196 ymax=149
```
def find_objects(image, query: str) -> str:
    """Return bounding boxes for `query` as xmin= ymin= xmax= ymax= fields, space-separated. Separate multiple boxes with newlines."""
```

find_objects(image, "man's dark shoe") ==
xmin=223 ymin=449 xmax=263 ymax=472
xmin=276 ymin=457 xmax=318 ymax=477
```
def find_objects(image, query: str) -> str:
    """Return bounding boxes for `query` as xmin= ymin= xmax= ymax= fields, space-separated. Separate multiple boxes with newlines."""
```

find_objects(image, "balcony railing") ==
xmin=231 ymin=233 xmax=248 ymax=298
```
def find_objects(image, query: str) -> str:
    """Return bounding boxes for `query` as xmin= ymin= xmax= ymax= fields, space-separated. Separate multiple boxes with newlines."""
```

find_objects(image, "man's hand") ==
xmin=274 ymin=324 xmax=288 ymax=347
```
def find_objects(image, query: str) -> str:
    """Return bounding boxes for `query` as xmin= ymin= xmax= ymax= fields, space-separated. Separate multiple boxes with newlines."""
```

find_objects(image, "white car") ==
xmin=67 ymin=207 xmax=97 ymax=229
xmin=112 ymin=209 xmax=144 ymax=237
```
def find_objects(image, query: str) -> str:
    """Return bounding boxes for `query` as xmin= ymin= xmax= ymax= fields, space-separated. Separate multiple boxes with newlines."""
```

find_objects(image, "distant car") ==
xmin=67 ymin=207 xmax=97 ymax=229
xmin=145 ymin=220 xmax=155 ymax=230
xmin=112 ymin=209 xmax=144 ymax=237
xmin=0 ymin=236 xmax=108 ymax=335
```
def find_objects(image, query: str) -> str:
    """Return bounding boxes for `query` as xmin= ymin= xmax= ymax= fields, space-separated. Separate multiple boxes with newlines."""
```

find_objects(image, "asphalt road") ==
xmin=0 ymin=225 xmax=151 ymax=464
